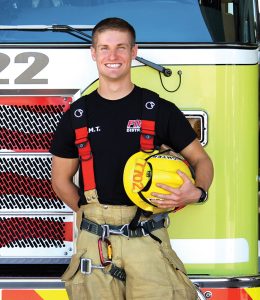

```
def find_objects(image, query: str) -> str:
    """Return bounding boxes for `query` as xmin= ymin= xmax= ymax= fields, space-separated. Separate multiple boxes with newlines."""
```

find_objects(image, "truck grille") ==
xmin=0 ymin=95 xmax=73 ymax=262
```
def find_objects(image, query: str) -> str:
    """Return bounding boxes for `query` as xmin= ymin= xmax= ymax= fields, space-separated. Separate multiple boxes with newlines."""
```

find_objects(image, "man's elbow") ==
xmin=51 ymin=176 xmax=63 ymax=198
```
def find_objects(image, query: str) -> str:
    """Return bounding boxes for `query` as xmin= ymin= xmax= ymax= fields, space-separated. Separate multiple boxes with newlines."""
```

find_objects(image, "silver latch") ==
xmin=81 ymin=258 xmax=105 ymax=275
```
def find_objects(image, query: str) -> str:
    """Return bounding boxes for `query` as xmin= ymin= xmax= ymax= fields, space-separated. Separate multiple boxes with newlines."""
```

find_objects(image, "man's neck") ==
xmin=97 ymin=80 xmax=134 ymax=100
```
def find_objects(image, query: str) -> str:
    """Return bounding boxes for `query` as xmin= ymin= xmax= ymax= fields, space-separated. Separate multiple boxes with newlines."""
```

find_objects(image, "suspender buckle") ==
xmin=143 ymin=134 xmax=153 ymax=140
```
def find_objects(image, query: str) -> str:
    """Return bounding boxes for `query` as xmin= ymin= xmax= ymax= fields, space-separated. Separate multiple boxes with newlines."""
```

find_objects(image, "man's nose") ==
xmin=108 ymin=49 xmax=117 ymax=59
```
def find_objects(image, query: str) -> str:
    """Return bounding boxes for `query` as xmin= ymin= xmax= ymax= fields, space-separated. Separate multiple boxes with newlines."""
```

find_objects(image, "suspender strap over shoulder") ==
xmin=140 ymin=120 xmax=155 ymax=151
xmin=75 ymin=127 xmax=96 ymax=191
xmin=71 ymin=98 xmax=96 ymax=192
xmin=140 ymin=89 xmax=159 ymax=151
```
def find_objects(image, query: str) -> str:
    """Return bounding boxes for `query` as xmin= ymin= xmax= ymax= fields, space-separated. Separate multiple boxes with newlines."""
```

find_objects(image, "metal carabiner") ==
xmin=98 ymin=237 xmax=113 ymax=266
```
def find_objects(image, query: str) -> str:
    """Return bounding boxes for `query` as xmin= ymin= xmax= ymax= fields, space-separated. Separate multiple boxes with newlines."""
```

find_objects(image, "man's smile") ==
xmin=105 ymin=63 xmax=122 ymax=68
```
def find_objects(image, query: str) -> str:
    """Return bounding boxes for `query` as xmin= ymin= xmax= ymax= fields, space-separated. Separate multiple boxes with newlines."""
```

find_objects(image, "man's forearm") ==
xmin=193 ymin=156 xmax=214 ymax=191
xmin=51 ymin=156 xmax=80 ymax=212
xmin=52 ymin=180 xmax=80 ymax=212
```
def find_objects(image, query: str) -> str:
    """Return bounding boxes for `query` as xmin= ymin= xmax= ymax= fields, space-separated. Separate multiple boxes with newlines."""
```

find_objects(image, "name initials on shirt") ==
xmin=89 ymin=126 xmax=101 ymax=133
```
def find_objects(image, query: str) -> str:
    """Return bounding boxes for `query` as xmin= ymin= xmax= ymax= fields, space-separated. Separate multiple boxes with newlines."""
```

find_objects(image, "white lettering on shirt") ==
xmin=89 ymin=126 xmax=101 ymax=133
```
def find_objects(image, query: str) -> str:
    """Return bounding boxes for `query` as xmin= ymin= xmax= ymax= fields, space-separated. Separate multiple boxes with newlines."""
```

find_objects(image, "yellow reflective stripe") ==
xmin=244 ymin=287 xmax=260 ymax=300
xmin=35 ymin=290 xmax=68 ymax=300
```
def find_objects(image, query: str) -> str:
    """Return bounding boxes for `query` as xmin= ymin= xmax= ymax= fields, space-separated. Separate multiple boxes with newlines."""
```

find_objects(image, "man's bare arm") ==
xmin=181 ymin=138 xmax=214 ymax=193
xmin=51 ymin=155 xmax=80 ymax=212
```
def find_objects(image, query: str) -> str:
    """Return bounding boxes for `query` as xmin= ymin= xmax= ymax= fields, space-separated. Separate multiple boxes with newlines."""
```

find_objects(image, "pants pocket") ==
xmin=160 ymin=242 xmax=198 ymax=300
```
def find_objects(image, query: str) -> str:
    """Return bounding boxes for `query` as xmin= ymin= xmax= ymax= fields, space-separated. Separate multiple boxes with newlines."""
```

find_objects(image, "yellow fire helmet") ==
xmin=123 ymin=149 xmax=195 ymax=214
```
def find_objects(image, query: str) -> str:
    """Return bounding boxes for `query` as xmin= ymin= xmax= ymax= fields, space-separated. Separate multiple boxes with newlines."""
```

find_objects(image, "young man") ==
xmin=50 ymin=17 xmax=213 ymax=300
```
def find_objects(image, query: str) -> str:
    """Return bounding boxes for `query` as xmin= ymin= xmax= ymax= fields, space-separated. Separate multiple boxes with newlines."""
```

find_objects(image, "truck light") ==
xmin=183 ymin=111 xmax=208 ymax=147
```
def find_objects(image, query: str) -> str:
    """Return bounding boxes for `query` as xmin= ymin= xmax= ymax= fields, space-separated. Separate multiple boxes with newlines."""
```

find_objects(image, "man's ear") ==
xmin=132 ymin=44 xmax=138 ymax=59
xmin=91 ymin=46 xmax=96 ymax=61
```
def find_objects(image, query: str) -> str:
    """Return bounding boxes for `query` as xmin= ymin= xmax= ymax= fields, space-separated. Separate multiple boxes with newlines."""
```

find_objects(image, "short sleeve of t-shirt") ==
xmin=49 ymin=108 xmax=78 ymax=158
xmin=156 ymin=98 xmax=197 ymax=152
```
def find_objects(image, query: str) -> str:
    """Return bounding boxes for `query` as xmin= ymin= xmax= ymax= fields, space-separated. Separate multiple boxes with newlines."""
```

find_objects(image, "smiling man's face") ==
xmin=91 ymin=29 xmax=138 ymax=82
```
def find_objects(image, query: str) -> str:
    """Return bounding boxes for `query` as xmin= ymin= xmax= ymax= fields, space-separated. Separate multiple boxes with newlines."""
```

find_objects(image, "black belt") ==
xmin=80 ymin=217 xmax=165 ymax=239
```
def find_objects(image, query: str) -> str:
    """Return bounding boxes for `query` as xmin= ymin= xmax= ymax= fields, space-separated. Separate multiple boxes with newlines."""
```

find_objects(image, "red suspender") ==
xmin=75 ymin=127 xmax=96 ymax=191
xmin=140 ymin=120 xmax=155 ymax=151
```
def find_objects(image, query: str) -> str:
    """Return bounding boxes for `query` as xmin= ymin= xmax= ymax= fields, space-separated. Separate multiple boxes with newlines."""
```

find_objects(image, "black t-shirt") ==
xmin=50 ymin=86 xmax=197 ymax=205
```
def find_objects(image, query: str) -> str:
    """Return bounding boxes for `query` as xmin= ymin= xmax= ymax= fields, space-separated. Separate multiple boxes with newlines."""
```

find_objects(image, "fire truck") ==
xmin=0 ymin=0 xmax=259 ymax=299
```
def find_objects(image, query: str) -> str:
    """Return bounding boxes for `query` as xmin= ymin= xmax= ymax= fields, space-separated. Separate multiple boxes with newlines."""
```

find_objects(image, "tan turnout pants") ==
xmin=62 ymin=203 xmax=197 ymax=300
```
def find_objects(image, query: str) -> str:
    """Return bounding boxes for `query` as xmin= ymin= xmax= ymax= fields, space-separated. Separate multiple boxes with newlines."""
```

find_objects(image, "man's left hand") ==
xmin=150 ymin=170 xmax=201 ymax=209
